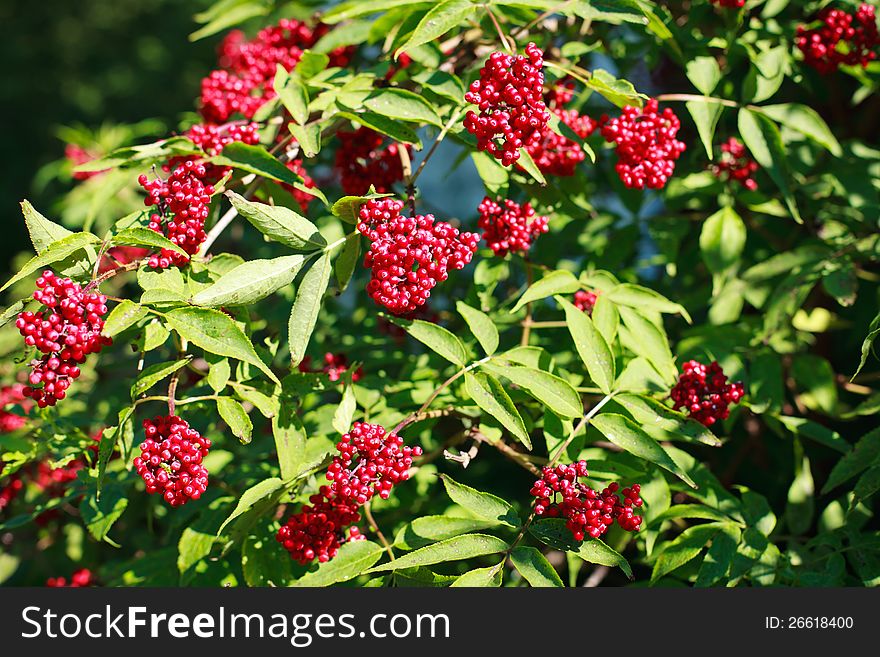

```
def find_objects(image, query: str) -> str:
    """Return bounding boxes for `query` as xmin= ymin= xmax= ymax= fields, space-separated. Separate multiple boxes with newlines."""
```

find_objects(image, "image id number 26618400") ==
xmin=765 ymin=617 xmax=854 ymax=630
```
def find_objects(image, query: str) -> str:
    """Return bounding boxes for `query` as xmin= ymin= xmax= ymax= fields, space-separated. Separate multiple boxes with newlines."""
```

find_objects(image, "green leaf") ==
xmin=364 ymin=89 xmax=442 ymax=126
xmin=242 ymin=523 xmax=293 ymax=587
xmin=591 ymin=295 xmax=619 ymax=344
xmin=130 ymin=359 xmax=190 ymax=398
xmin=510 ymin=546 xmax=563 ymax=587
xmin=288 ymin=122 xmax=321 ymax=157
xmin=324 ymin=0 xmax=431 ymax=23
xmin=367 ymin=534 xmax=509 ymax=573
xmin=700 ymin=207 xmax=747 ymax=273
xmin=558 ymin=296 xmax=615 ymax=395
xmin=207 ymin=358 xmax=231 ymax=393
xmin=292 ymin=540 xmax=385 ymax=587
xmin=694 ymin=525 xmax=740 ymax=587
xmin=651 ymin=523 xmax=724 ymax=583
xmin=217 ymin=397 xmax=253 ymax=444
xmin=332 ymin=384 xmax=357 ymax=434
xmin=586 ymin=69 xmax=646 ymax=108
xmin=615 ymin=393 xmax=721 ymax=447
xmin=395 ymin=516 xmax=499 ymax=550
xmin=854 ymin=466 xmax=880 ymax=502
xmin=449 ymin=564 xmax=503 ymax=587
xmin=686 ymin=56 xmax=721 ymax=95
xmin=512 ymin=270 xmax=580 ymax=313
xmin=334 ymin=233 xmax=361 ymax=292
xmin=1 ymin=232 xmax=100 ymax=293
xmin=776 ymin=416 xmax=849 ymax=454
xmin=288 ymin=251 xmax=332 ymax=367
xmin=103 ymin=300 xmax=148 ymax=337
xmin=191 ymin=255 xmax=309 ymax=307
xmin=226 ymin=191 xmax=326 ymax=250
xmin=822 ymin=427 xmax=880 ymax=494
xmin=273 ymin=65 xmax=309 ymax=125
xmin=738 ymin=108 xmax=801 ymax=223
xmin=337 ymin=111 xmax=422 ymax=147
xmin=189 ymin=0 xmax=269 ymax=41
xmin=386 ymin=317 xmax=469 ymax=366
xmin=112 ymin=227 xmax=187 ymax=258
xmin=471 ymin=150 xmax=509 ymax=194
xmin=528 ymin=518 xmax=632 ymax=578
xmin=465 ymin=372 xmax=531 ymax=449
xmin=854 ymin=310 xmax=880 ymax=378
xmin=213 ymin=142 xmax=303 ymax=186
xmin=686 ymin=100 xmax=723 ymax=160
xmin=516 ymin=147 xmax=547 ymax=185
xmin=218 ymin=477 xmax=285 ymax=536
xmin=592 ymin=413 xmax=697 ymax=488
xmin=785 ymin=449 xmax=814 ymax=535
xmin=617 ymin=305 xmax=676 ymax=384
xmin=395 ymin=0 xmax=478 ymax=57
xmin=21 ymin=200 xmax=73 ymax=253
xmin=330 ymin=191 xmax=394 ymax=224
xmin=439 ymin=474 xmax=520 ymax=529
xmin=604 ymin=283 xmax=691 ymax=322
xmin=413 ymin=70 xmax=465 ymax=103
xmin=485 ymin=363 xmax=582 ymax=419
xmin=164 ymin=307 xmax=280 ymax=384
xmin=456 ymin=301 xmax=499 ymax=355
xmin=576 ymin=539 xmax=633 ymax=579
xmin=296 ymin=51 xmax=330 ymax=79
xmin=80 ymin=485 xmax=128 ymax=543
xmin=757 ymin=103 xmax=842 ymax=157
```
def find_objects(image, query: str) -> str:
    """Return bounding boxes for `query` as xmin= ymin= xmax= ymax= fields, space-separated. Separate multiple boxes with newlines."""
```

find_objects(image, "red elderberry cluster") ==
xmin=327 ymin=422 xmax=423 ymax=505
xmin=574 ymin=290 xmax=598 ymax=316
xmin=530 ymin=461 xmax=643 ymax=540
xmin=65 ymin=144 xmax=106 ymax=181
xmin=712 ymin=137 xmax=759 ymax=191
xmin=524 ymin=82 xmax=597 ymax=177
xmin=464 ymin=43 xmax=550 ymax=166
xmin=797 ymin=4 xmax=879 ymax=74
xmin=134 ymin=415 xmax=211 ymax=507
xmin=711 ymin=0 xmax=746 ymax=7
xmin=276 ymin=489 xmax=364 ymax=565
xmin=283 ymin=159 xmax=318 ymax=213
xmin=670 ymin=360 xmax=745 ymax=427
xmin=357 ymin=198 xmax=479 ymax=315
xmin=335 ymin=127 xmax=410 ymax=196
xmin=0 ymin=384 xmax=30 ymax=433
xmin=298 ymin=353 xmax=363 ymax=382
xmin=15 ymin=271 xmax=111 ymax=407
xmin=46 ymin=568 xmax=95 ymax=588
xmin=599 ymin=99 xmax=686 ymax=189
xmin=138 ymin=161 xmax=215 ymax=268
xmin=0 ymin=460 xmax=23 ymax=514
xmin=170 ymin=121 xmax=260 ymax=183
xmin=477 ymin=196 xmax=549 ymax=257
xmin=201 ymin=19 xmax=352 ymax=122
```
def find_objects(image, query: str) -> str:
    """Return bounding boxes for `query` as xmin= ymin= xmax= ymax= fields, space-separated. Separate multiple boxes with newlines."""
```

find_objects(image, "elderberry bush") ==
xmin=1 ymin=0 xmax=879 ymax=589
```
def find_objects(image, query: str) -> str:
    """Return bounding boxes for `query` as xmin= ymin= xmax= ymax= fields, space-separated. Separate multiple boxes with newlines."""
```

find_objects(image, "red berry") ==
xmin=573 ymin=290 xmax=598 ymax=316
xmin=477 ymin=196 xmax=548 ymax=257
xmin=282 ymin=159 xmax=318 ymax=213
xmin=167 ymin=121 xmax=260 ymax=183
xmin=797 ymin=4 xmax=879 ymax=74
xmin=599 ymin=99 xmax=686 ymax=190
xmin=46 ymin=568 xmax=96 ymax=588
xmin=276 ymin=492 xmax=363 ymax=565
xmin=335 ymin=127 xmax=410 ymax=196
xmin=711 ymin=137 xmax=759 ymax=191
xmin=670 ymin=360 xmax=745 ymax=427
xmin=298 ymin=353 xmax=363 ymax=382
xmin=710 ymin=0 xmax=746 ymax=7
xmin=133 ymin=415 xmax=211 ymax=507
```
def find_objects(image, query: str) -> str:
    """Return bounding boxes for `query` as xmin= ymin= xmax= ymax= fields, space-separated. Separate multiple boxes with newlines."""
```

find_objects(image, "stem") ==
xmin=548 ymin=393 xmax=613 ymax=467
xmin=85 ymin=259 xmax=143 ymax=291
xmin=167 ymin=370 xmax=180 ymax=415
xmin=485 ymin=6 xmax=514 ymax=53
xmin=655 ymin=93 xmax=741 ymax=108
xmin=409 ymin=106 xmax=465 ymax=186
xmin=510 ymin=0 xmax=573 ymax=38
xmin=520 ymin=257 xmax=534 ymax=347
xmin=364 ymin=502 xmax=394 ymax=561
xmin=133 ymin=394 xmax=221 ymax=409
xmin=398 ymin=146 xmax=416 ymax=214
xmin=199 ymin=175 xmax=262 ymax=256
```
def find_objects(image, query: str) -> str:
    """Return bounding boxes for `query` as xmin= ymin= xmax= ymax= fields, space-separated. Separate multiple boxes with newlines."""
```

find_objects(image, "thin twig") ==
xmin=364 ymin=502 xmax=394 ymax=561
xmin=409 ymin=106 xmax=465 ymax=186
xmin=549 ymin=393 xmax=614 ymax=467
xmin=486 ymin=6 xmax=514 ymax=52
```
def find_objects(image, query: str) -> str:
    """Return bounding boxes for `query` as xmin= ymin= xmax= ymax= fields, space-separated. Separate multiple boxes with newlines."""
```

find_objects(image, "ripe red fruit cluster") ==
xmin=65 ymin=144 xmax=105 ymax=181
xmin=201 ymin=19 xmax=352 ymax=122
xmin=530 ymin=460 xmax=643 ymax=540
xmin=464 ymin=43 xmax=551 ymax=166
xmin=0 ymin=460 xmax=23 ymax=513
xmin=138 ymin=161 xmax=215 ymax=268
xmin=326 ymin=422 xmax=423 ymax=505
xmin=173 ymin=121 xmax=260 ymax=182
xmin=574 ymin=290 xmax=598 ymax=316
xmin=670 ymin=360 xmax=745 ymax=427
xmin=134 ymin=415 xmax=212 ymax=507
xmin=357 ymin=198 xmax=480 ymax=315
xmin=797 ymin=4 xmax=879 ymax=74
xmin=525 ymin=82 xmax=597 ymax=177
xmin=298 ymin=353 xmax=363 ymax=383
xmin=0 ymin=384 xmax=30 ymax=433
xmin=15 ymin=271 xmax=111 ymax=407
xmin=46 ymin=568 xmax=95 ymax=588
xmin=477 ymin=196 xmax=549 ymax=257
xmin=599 ymin=99 xmax=686 ymax=189
xmin=710 ymin=0 xmax=745 ymax=7
xmin=35 ymin=460 xmax=84 ymax=497
xmin=335 ymin=127 xmax=410 ymax=195
xmin=712 ymin=137 xmax=759 ymax=191
xmin=276 ymin=488 xmax=364 ymax=565
xmin=283 ymin=159 xmax=318 ymax=213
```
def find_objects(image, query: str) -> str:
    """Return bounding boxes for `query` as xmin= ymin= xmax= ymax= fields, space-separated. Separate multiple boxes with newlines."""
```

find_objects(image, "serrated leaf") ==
xmin=217 ymin=397 xmax=253 ymax=444
xmin=395 ymin=0 xmax=478 ymax=57
xmin=367 ymin=534 xmax=509 ymax=573
xmin=21 ymin=200 xmax=73 ymax=253
xmin=591 ymin=413 xmax=697 ymax=488
xmin=558 ymin=296 xmax=615 ymax=394
xmin=332 ymin=384 xmax=357 ymax=434
xmin=395 ymin=516 xmax=498 ymax=550
xmin=604 ymin=283 xmax=691 ymax=322
xmin=822 ymin=427 xmax=880 ymax=494
xmin=363 ymin=89 xmax=442 ymax=126
xmin=130 ymin=359 xmax=190 ymax=398
xmin=80 ymin=485 xmax=128 ymax=543
xmin=292 ymin=540 xmax=384 ymax=587
xmin=686 ymin=56 xmax=721 ymax=95
xmin=512 ymin=270 xmax=580 ymax=313
xmin=226 ymin=191 xmax=326 ymax=251
xmin=456 ymin=301 xmax=499 ymax=355
xmin=485 ymin=362 xmax=582 ymax=419
xmin=103 ymin=300 xmax=148 ymax=337
xmin=207 ymin=358 xmax=231 ymax=393
xmin=586 ymin=69 xmax=645 ymax=108
xmin=465 ymin=372 xmax=531 ymax=449
xmin=213 ymin=142 xmax=303 ymax=186
xmin=330 ymin=192 xmax=394 ymax=224
xmin=218 ymin=477 xmax=285 ymax=536
xmin=274 ymin=65 xmax=309 ymax=125
xmin=615 ymin=393 xmax=720 ymax=447
xmin=337 ymin=111 xmax=422 ymax=147
xmin=449 ymin=564 xmax=503 ymax=587
xmin=189 ymin=0 xmax=269 ymax=41
xmin=2 ymin=232 xmax=100 ymax=293
xmin=289 ymin=122 xmax=321 ymax=157
xmin=112 ymin=227 xmax=187 ymax=257
xmin=528 ymin=518 xmax=632 ymax=578
xmin=288 ymin=251 xmax=332 ymax=367
xmin=334 ymin=233 xmax=361 ymax=292
xmin=651 ymin=523 xmax=724 ymax=583
xmin=617 ymin=305 xmax=676 ymax=384
xmin=191 ymin=255 xmax=309 ymax=307
xmin=165 ymin=307 xmax=280 ymax=384
xmin=516 ymin=147 xmax=547 ymax=185
xmin=440 ymin=474 xmax=520 ymax=528
xmin=758 ymin=103 xmax=842 ymax=156
xmin=700 ymin=207 xmax=746 ymax=273
xmin=686 ymin=100 xmax=723 ymax=160
xmin=510 ymin=546 xmax=563 ymax=587
xmin=387 ymin=317 xmax=469 ymax=366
